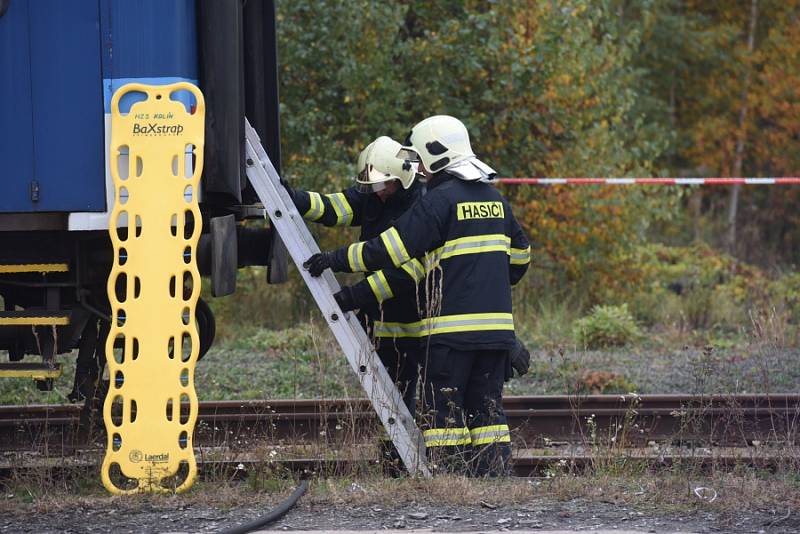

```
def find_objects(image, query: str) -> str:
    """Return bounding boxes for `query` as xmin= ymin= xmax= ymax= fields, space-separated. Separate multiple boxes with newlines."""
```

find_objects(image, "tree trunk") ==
xmin=689 ymin=190 xmax=703 ymax=242
xmin=725 ymin=0 xmax=759 ymax=256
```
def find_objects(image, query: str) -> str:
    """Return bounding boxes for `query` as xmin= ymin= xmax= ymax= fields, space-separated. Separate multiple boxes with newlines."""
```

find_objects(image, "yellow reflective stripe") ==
xmin=399 ymin=258 xmax=425 ymax=283
xmin=379 ymin=227 xmax=410 ymax=267
xmin=326 ymin=192 xmax=354 ymax=226
xmin=374 ymin=320 xmax=422 ymax=338
xmin=427 ymin=312 xmax=514 ymax=335
xmin=304 ymin=192 xmax=324 ymax=221
xmin=470 ymin=424 xmax=511 ymax=446
xmin=424 ymin=250 xmax=444 ymax=272
xmin=347 ymin=242 xmax=366 ymax=272
xmin=438 ymin=234 xmax=511 ymax=260
xmin=423 ymin=427 xmax=471 ymax=447
xmin=423 ymin=234 xmax=512 ymax=270
xmin=374 ymin=312 xmax=515 ymax=338
xmin=510 ymin=246 xmax=531 ymax=265
xmin=367 ymin=271 xmax=393 ymax=303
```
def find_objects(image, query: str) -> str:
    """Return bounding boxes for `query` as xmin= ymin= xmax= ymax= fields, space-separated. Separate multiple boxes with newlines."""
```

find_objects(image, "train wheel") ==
xmin=195 ymin=298 xmax=216 ymax=360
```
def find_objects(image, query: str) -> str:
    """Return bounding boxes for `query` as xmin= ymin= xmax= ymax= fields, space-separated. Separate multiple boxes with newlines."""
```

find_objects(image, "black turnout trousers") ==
xmin=420 ymin=343 xmax=511 ymax=476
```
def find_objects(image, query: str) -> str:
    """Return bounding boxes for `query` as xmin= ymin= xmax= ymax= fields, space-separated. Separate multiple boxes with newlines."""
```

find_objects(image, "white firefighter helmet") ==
xmin=399 ymin=115 xmax=497 ymax=182
xmin=355 ymin=136 xmax=417 ymax=192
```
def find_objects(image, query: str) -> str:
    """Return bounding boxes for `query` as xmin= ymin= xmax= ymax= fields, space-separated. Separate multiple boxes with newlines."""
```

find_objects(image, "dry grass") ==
xmin=4 ymin=470 xmax=799 ymax=518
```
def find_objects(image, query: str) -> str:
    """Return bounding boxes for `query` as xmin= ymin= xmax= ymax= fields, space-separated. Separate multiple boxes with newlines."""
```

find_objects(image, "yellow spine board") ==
xmin=102 ymin=83 xmax=205 ymax=494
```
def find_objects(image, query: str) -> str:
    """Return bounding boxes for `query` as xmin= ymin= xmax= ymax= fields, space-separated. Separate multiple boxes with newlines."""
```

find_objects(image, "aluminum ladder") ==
xmin=244 ymin=119 xmax=431 ymax=478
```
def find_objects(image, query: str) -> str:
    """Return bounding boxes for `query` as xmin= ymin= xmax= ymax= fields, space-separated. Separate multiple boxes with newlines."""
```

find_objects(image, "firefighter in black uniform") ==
xmin=284 ymin=136 xmax=426 ymax=465
xmin=305 ymin=116 xmax=531 ymax=476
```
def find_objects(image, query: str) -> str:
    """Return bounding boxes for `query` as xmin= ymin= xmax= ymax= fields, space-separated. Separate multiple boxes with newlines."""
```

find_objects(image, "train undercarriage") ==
xmin=0 ymin=222 xmax=277 ymax=399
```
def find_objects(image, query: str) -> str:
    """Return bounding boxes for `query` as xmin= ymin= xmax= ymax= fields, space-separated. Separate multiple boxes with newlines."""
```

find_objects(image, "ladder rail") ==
xmin=244 ymin=120 xmax=431 ymax=478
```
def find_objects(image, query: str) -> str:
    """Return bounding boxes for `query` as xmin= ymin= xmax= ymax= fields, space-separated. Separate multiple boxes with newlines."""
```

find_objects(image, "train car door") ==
xmin=0 ymin=0 xmax=105 ymax=213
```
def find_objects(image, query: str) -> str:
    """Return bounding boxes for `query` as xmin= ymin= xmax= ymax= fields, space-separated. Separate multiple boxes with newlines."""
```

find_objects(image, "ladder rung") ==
xmin=0 ymin=263 xmax=69 ymax=274
xmin=0 ymin=363 xmax=63 ymax=379
xmin=0 ymin=311 xmax=70 ymax=326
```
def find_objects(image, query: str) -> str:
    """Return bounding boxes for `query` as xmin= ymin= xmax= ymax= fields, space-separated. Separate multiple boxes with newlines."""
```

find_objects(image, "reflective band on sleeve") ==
xmin=347 ymin=242 xmax=366 ymax=272
xmin=423 ymin=427 xmax=471 ymax=447
xmin=379 ymin=228 xmax=411 ymax=267
xmin=374 ymin=312 xmax=515 ymax=338
xmin=367 ymin=271 xmax=394 ymax=303
xmin=326 ymin=192 xmax=354 ymax=226
xmin=400 ymin=258 xmax=425 ymax=283
xmin=469 ymin=424 xmax=511 ymax=446
xmin=304 ymin=192 xmax=324 ymax=221
xmin=510 ymin=246 xmax=531 ymax=265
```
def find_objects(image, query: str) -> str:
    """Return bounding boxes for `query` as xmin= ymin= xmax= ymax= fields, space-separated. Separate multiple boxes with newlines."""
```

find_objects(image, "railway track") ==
xmin=1 ymin=394 xmax=798 ymax=477
xmin=2 ymin=394 xmax=798 ymax=449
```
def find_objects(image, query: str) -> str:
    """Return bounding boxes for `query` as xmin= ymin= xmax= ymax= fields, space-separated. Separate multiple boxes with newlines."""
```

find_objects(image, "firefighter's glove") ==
xmin=333 ymin=286 xmax=357 ymax=312
xmin=280 ymin=178 xmax=296 ymax=199
xmin=304 ymin=252 xmax=333 ymax=277
xmin=510 ymin=337 xmax=531 ymax=377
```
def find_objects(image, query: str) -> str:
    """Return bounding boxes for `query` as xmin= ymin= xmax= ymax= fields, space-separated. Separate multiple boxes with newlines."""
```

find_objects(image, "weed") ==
xmin=573 ymin=304 xmax=642 ymax=349
xmin=514 ymin=294 xmax=583 ymax=348
xmin=576 ymin=370 xmax=638 ymax=395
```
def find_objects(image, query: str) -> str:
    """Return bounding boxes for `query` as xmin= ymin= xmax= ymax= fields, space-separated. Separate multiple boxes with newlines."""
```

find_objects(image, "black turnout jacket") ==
xmin=329 ymin=172 xmax=531 ymax=351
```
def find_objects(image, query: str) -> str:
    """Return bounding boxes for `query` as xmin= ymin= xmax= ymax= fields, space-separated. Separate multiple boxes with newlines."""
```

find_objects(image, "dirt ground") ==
xmin=1 ymin=496 xmax=799 ymax=533
xmin=2 ymin=476 xmax=799 ymax=534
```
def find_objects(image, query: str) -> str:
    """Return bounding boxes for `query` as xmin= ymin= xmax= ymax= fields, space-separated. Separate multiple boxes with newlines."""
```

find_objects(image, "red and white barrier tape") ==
xmin=498 ymin=177 xmax=800 ymax=185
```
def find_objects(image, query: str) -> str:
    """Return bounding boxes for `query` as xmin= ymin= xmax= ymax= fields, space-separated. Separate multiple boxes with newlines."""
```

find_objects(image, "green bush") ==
xmin=771 ymin=272 xmax=800 ymax=324
xmin=627 ymin=244 xmax=774 ymax=332
xmin=573 ymin=304 xmax=642 ymax=349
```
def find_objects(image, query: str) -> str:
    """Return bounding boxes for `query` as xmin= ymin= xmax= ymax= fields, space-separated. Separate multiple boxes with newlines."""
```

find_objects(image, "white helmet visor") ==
xmin=355 ymin=164 xmax=393 ymax=193
xmin=354 ymin=180 xmax=387 ymax=194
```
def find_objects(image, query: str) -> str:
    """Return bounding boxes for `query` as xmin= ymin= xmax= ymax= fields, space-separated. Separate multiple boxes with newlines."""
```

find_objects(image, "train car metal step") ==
xmin=0 ymin=310 xmax=70 ymax=326
xmin=0 ymin=263 xmax=69 ymax=274
xmin=0 ymin=362 xmax=63 ymax=380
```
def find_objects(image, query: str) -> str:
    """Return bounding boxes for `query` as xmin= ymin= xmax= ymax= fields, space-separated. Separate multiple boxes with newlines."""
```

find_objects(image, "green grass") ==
xmin=3 ymin=323 xmax=799 ymax=405
xmin=195 ymin=323 xmax=359 ymax=400
xmin=1 ymin=290 xmax=797 ymax=404
xmin=0 ymin=358 xmax=78 ymax=405
xmin=0 ymin=322 xmax=360 ymax=405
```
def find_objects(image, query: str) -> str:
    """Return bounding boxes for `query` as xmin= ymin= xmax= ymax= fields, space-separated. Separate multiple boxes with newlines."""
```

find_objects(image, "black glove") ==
xmin=510 ymin=337 xmax=531 ymax=377
xmin=334 ymin=286 xmax=357 ymax=312
xmin=279 ymin=178 xmax=298 ymax=203
xmin=303 ymin=252 xmax=333 ymax=277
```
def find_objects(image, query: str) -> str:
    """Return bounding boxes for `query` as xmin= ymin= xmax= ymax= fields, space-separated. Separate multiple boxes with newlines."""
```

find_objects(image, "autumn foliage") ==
xmin=275 ymin=0 xmax=799 ymax=306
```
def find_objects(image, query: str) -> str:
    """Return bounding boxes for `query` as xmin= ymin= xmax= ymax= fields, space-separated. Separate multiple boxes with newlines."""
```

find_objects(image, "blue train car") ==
xmin=0 ymin=0 xmax=284 ymax=396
